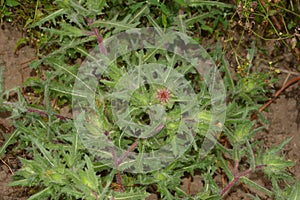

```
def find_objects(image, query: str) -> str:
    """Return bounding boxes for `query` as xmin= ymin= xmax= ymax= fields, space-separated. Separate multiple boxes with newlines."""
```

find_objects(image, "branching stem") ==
xmin=221 ymin=160 xmax=266 ymax=196
xmin=104 ymin=130 xmax=139 ymax=192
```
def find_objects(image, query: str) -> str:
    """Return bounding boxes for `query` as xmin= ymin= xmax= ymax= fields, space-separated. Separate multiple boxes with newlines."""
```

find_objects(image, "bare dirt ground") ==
xmin=0 ymin=23 xmax=34 ymax=200
xmin=0 ymin=22 xmax=299 ymax=199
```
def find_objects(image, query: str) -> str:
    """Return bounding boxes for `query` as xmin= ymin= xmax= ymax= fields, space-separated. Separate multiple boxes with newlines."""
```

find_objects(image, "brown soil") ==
xmin=0 ymin=21 xmax=299 ymax=200
xmin=0 ymin=23 xmax=34 ymax=200
xmin=221 ymin=27 xmax=300 ymax=199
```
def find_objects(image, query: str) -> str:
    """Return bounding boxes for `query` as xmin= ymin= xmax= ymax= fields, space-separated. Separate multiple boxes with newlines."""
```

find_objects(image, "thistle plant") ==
xmin=0 ymin=1 xmax=299 ymax=200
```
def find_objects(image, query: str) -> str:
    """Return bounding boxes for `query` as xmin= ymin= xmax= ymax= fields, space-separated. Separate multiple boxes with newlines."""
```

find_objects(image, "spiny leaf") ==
xmin=5 ymin=0 xmax=20 ymax=7
xmin=129 ymin=4 xmax=149 ymax=24
xmin=0 ymin=130 xmax=19 ymax=158
xmin=29 ymin=136 xmax=55 ymax=167
xmin=84 ymin=0 xmax=106 ymax=13
xmin=290 ymin=181 xmax=300 ymax=200
xmin=27 ymin=187 xmax=51 ymax=200
xmin=29 ymin=9 xmax=65 ymax=28
xmin=92 ymin=16 xmax=139 ymax=32
xmin=241 ymin=176 xmax=273 ymax=196
xmin=187 ymin=0 xmax=235 ymax=8
xmin=58 ymin=23 xmax=86 ymax=37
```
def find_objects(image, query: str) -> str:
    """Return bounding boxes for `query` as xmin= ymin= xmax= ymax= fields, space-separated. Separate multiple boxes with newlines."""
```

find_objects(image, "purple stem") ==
xmin=104 ymin=131 xmax=139 ymax=192
xmin=2 ymin=101 xmax=71 ymax=121
xmin=114 ymin=140 xmax=139 ymax=191
xmin=118 ymin=141 xmax=139 ymax=165
xmin=233 ymin=159 xmax=239 ymax=175
xmin=220 ymin=162 xmax=266 ymax=196
xmin=93 ymin=27 xmax=107 ymax=55
xmin=86 ymin=17 xmax=107 ymax=55
xmin=153 ymin=123 xmax=165 ymax=134
xmin=27 ymin=107 xmax=71 ymax=121
xmin=104 ymin=131 xmax=123 ymax=190
xmin=179 ymin=6 xmax=185 ymax=16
